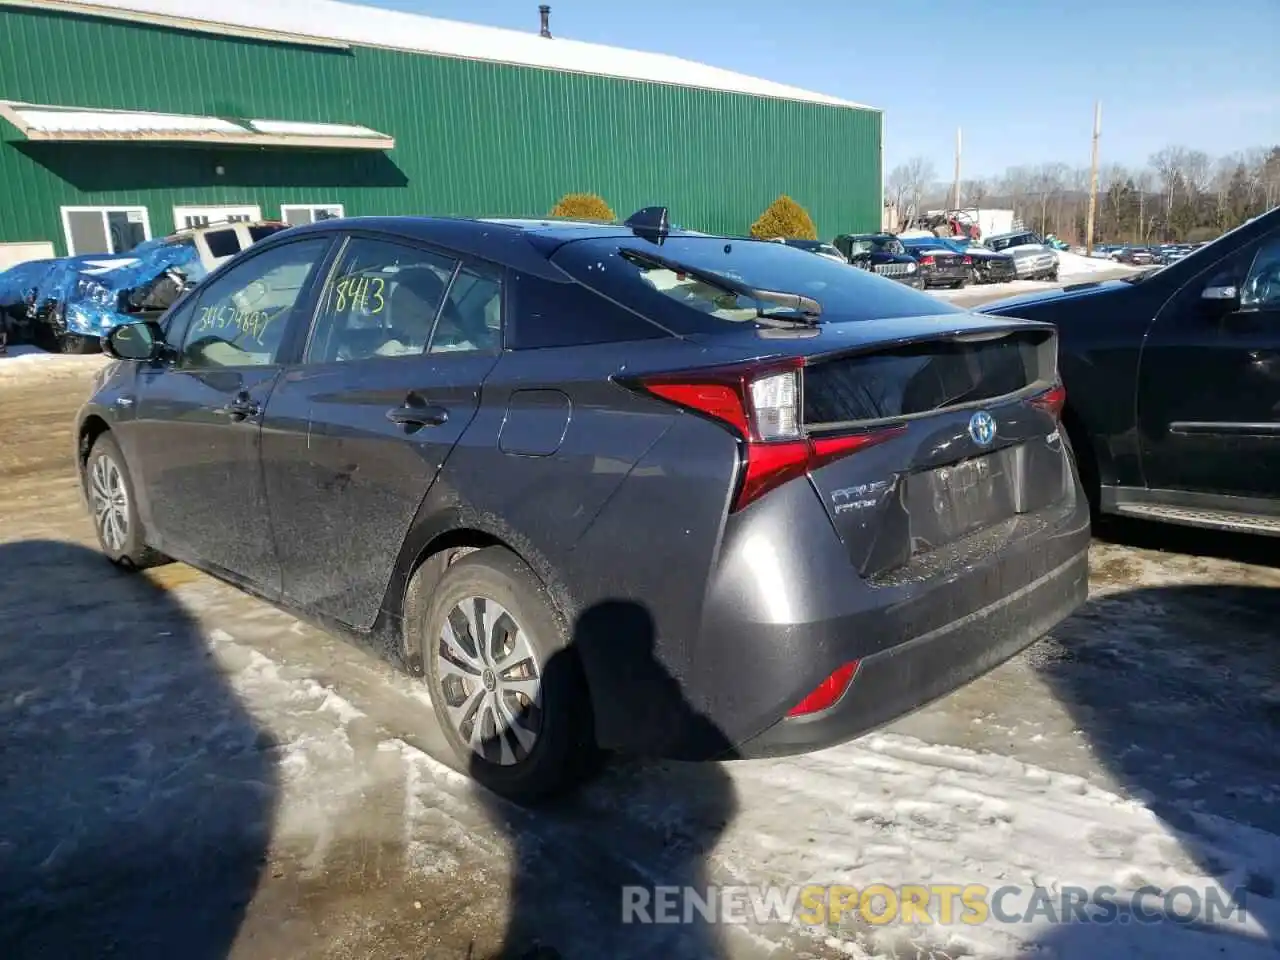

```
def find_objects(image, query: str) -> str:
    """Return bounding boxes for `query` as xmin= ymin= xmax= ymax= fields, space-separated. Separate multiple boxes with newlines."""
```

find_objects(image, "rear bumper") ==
xmin=736 ymin=546 xmax=1088 ymax=757
xmin=667 ymin=472 xmax=1091 ymax=761
xmin=922 ymin=267 xmax=969 ymax=286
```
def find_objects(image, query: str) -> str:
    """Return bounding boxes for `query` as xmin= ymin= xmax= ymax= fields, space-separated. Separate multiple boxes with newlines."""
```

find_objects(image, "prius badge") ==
xmin=968 ymin=410 xmax=997 ymax=447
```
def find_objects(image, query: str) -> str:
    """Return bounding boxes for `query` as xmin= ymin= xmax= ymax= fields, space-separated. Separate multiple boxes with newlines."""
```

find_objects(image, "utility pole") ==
xmin=953 ymin=127 xmax=963 ymax=211
xmin=1085 ymin=101 xmax=1101 ymax=255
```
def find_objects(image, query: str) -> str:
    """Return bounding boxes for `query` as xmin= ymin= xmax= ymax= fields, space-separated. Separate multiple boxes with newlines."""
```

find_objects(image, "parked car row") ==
xmin=821 ymin=229 xmax=1058 ymax=289
xmin=0 ymin=220 xmax=288 ymax=354
xmin=1089 ymin=241 xmax=1208 ymax=266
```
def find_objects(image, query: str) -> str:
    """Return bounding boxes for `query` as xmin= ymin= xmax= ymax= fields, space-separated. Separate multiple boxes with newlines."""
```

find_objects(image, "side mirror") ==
xmin=102 ymin=320 xmax=165 ymax=361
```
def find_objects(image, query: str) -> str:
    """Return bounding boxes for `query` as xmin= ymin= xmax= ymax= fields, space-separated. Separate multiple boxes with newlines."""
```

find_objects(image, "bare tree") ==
xmin=885 ymin=164 xmax=912 ymax=223
xmin=1183 ymin=150 xmax=1212 ymax=197
xmin=900 ymin=156 xmax=936 ymax=223
xmin=1135 ymin=170 xmax=1154 ymax=242
xmin=1149 ymin=145 xmax=1188 ymax=225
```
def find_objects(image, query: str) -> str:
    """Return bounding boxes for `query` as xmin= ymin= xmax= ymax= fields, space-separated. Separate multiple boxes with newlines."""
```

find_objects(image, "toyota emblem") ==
xmin=968 ymin=410 xmax=997 ymax=446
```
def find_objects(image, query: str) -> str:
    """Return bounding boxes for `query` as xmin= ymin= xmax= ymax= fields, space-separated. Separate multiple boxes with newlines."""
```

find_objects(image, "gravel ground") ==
xmin=0 ymin=330 xmax=1276 ymax=960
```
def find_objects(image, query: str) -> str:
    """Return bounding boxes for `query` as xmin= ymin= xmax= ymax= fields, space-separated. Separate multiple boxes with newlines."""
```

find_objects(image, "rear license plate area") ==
xmin=904 ymin=450 xmax=1018 ymax=553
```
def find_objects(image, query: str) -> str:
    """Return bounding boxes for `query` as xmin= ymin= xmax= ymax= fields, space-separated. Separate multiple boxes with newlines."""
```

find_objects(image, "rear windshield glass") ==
xmin=552 ymin=236 xmax=960 ymax=333
xmin=988 ymin=233 xmax=1039 ymax=251
xmin=249 ymin=225 xmax=286 ymax=243
xmin=204 ymin=229 xmax=241 ymax=259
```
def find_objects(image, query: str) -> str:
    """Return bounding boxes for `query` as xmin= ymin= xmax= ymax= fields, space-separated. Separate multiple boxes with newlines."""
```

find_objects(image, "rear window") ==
xmin=553 ymin=236 xmax=959 ymax=333
xmin=803 ymin=331 xmax=1056 ymax=426
xmin=988 ymin=233 xmax=1039 ymax=251
xmin=204 ymin=229 xmax=241 ymax=259
xmin=249 ymin=225 xmax=286 ymax=243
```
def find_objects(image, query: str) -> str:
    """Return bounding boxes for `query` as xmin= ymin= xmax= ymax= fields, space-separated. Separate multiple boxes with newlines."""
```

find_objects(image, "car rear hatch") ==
xmin=798 ymin=326 xmax=1069 ymax=580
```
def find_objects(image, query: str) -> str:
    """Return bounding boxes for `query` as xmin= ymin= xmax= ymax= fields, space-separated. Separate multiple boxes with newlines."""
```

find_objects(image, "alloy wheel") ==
xmin=436 ymin=596 xmax=543 ymax=766
xmin=90 ymin=453 xmax=129 ymax=552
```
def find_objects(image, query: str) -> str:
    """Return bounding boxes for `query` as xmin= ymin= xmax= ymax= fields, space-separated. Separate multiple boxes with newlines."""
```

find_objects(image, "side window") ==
xmin=430 ymin=264 xmax=502 ymax=355
xmin=507 ymin=272 xmax=668 ymax=349
xmin=180 ymin=238 xmax=329 ymax=369
xmin=1241 ymin=236 xmax=1280 ymax=310
xmin=305 ymin=237 xmax=457 ymax=364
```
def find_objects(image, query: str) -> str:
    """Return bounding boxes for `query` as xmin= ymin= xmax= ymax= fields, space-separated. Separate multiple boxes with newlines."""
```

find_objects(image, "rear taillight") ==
xmin=919 ymin=255 xmax=935 ymax=266
xmin=962 ymin=255 xmax=973 ymax=265
xmin=632 ymin=361 xmax=905 ymax=512
xmin=788 ymin=661 xmax=860 ymax=717
xmin=1029 ymin=382 xmax=1066 ymax=420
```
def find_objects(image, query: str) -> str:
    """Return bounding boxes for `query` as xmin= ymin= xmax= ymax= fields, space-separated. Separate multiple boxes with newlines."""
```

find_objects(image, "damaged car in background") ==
xmin=0 ymin=220 xmax=288 ymax=354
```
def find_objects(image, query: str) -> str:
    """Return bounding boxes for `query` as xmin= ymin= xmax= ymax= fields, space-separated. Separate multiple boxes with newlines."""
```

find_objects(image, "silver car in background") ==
xmin=984 ymin=231 xmax=1060 ymax=281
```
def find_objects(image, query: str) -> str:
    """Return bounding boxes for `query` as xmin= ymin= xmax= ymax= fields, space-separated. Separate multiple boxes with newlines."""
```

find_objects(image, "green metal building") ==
xmin=0 ymin=0 xmax=881 ymax=259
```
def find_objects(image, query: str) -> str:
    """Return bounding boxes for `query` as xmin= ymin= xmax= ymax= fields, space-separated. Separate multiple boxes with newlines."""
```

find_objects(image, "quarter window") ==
xmin=430 ymin=265 xmax=503 ymax=355
xmin=180 ymin=238 xmax=330 ymax=368
xmin=305 ymin=238 xmax=458 ymax=364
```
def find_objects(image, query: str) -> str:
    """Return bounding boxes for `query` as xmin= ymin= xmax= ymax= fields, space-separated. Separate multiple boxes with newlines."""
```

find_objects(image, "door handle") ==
xmin=386 ymin=403 xmax=449 ymax=427
xmin=215 ymin=393 xmax=262 ymax=422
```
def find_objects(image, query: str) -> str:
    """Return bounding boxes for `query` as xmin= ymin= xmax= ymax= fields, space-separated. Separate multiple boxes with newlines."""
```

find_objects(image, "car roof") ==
xmin=266 ymin=214 xmax=742 ymax=279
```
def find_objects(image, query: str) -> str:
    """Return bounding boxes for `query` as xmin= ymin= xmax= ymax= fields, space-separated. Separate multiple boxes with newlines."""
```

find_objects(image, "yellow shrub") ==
xmin=749 ymin=195 xmax=818 ymax=240
xmin=548 ymin=192 xmax=616 ymax=222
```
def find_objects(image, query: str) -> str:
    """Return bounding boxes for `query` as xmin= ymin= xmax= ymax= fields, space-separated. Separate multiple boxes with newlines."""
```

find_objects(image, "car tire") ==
xmin=950 ymin=279 xmax=965 ymax=289
xmin=419 ymin=546 xmax=597 ymax=804
xmin=85 ymin=433 xmax=166 ymax=570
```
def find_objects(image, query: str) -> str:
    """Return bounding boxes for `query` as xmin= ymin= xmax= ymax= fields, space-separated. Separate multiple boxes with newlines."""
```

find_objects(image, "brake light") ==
xmin=919 ymin=255 xmax=935 ymax=265
xmin=787 ymin=661 xmax=860 ymax=717
xmin=632 ymin=361 xmax=905 ymax=511
xmin=1029 ymin=382 xmax=1066 ymax=420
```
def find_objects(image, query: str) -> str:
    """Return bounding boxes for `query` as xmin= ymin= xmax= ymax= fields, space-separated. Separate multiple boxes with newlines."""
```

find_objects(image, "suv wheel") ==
xmin=419 ymin=547 xmax=596 ymax=804
xmin=86 ymin=433 xmax=165 ymax=569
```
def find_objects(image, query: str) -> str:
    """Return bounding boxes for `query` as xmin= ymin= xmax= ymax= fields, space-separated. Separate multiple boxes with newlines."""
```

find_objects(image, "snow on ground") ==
xmin=0 ymin=344 xmax=110 ymax=380
xmin=932 ymin=254 xmax=1141 ymax=305
xmin=1055 ymin=250 xmax=1135 ymax=277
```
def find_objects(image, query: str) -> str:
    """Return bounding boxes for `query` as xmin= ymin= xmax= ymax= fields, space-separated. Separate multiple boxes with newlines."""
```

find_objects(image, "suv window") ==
xmin=204 ymin=229 xmax=242 ymax=260
xmin=305 ymin=237 xmax=457 ymax=363
xmin=1241 ymin=235 xmax=1280 ymax=310
xmin=180 ymin=238 xmax=329 ymax=368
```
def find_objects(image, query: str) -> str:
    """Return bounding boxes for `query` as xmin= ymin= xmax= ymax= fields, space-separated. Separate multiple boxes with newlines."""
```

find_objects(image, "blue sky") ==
xmin=364 ymin=0 xmax=1279 ymax=179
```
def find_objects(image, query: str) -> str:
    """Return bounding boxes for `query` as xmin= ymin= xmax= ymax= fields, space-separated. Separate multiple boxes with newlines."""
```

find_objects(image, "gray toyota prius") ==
xmin=75 ymin=208 xmax=1090 ymax=803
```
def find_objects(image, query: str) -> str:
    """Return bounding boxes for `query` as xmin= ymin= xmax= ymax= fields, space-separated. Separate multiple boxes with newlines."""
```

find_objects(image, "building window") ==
xmin=173 ymin=205 xmax=263 ymax=229
xmin=60 ymin=206 xmax=151 ymax=256
xmin=281 ymin=204 xmax=345 ymax=226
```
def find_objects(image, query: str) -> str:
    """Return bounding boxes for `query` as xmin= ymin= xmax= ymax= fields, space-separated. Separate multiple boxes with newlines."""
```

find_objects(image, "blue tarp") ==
xmin=0 ymin=239 xmax=203 ymax=337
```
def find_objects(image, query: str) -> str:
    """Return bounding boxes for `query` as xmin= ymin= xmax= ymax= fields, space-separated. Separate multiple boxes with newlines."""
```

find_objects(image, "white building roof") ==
xmin=2 ymin=0 xmax=875 ymax=110
xmin=0 ymin=100 xmax=395 ymax=148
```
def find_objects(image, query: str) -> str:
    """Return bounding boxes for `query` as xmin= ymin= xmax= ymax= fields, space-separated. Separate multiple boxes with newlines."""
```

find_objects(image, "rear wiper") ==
xmin=619 ymin=247 xmax=822 ymax=324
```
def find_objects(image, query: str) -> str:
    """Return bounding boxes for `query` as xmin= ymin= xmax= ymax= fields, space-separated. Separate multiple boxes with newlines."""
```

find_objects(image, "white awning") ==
xmin=0 ymin=100 xmax=394 ymax=149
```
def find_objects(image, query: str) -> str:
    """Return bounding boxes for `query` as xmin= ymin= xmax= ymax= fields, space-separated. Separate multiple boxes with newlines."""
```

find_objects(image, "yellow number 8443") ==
xmin=334 ymin=275 xmax=386 ymax=315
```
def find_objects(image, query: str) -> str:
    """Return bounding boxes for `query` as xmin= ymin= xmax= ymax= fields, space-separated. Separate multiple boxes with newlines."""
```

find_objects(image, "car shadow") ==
xmin=1029 ymin=522 xmax=1280 ymax=957
xmin=470 ymin=599 xmax=741 ymax=960
xmin=0 ymin=540 xmax=279 ymax=959
xmin=1094 ymin=514 xmax=1280 ymax=569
